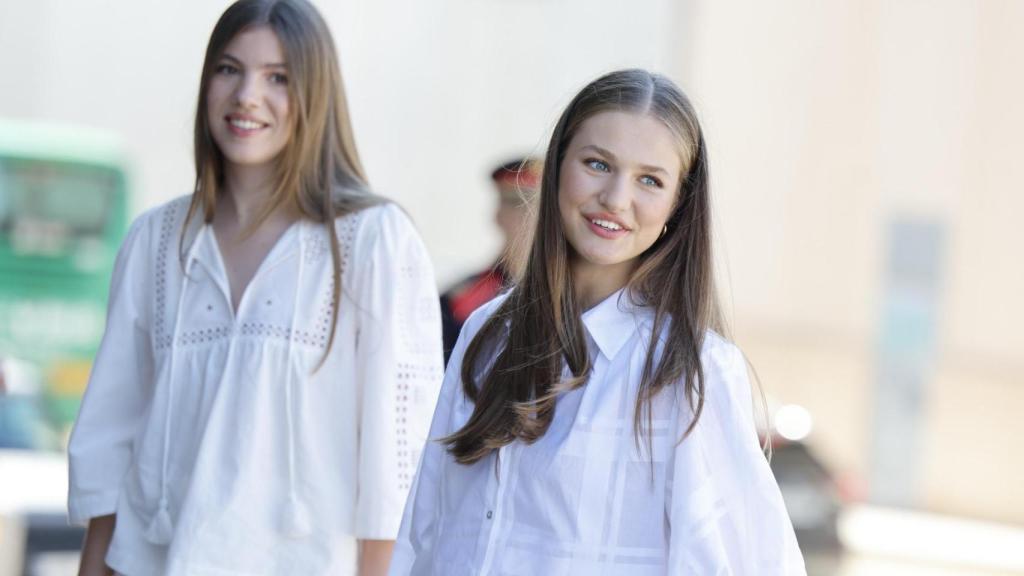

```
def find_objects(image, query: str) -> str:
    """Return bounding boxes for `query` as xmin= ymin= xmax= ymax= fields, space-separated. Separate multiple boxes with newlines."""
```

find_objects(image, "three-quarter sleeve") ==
xmin=666 ymin=338 xmax=806 ymax=575
xmin=67 ymin=214 xmax=155 ymax=526
xmin=351 ymin=204 xmax=444 ymax=540
xmin=388 ymin=315 xmax=466 ymax=574
xmin=388 ymin=290 xmax=503 ymax=574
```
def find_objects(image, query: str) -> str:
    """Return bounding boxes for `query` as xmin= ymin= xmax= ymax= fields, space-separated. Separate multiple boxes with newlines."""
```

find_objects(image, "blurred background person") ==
xmin=439 ymin=157 xmax=540 ymax=365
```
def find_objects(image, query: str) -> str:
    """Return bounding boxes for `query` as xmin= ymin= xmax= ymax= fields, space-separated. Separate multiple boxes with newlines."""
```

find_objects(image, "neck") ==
xmin=571 ymin=257 xmax=635 ymax=310
xmin=220 ymin=163 xmax=284 ymax=229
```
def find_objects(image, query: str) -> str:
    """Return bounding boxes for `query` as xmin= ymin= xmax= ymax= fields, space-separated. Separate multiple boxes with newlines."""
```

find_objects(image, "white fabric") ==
xmin=68 ymin=197 xmax=444 ymax=576
xmin=391 ymin=290 xmax=806 ymax=576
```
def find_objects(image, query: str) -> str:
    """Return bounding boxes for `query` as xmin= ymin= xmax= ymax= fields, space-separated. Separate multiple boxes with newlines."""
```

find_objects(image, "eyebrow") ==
xmin=219 ymin=53 xmax=287 ymax=69
xmin=581 ymin=144 xmax=669 ymax=176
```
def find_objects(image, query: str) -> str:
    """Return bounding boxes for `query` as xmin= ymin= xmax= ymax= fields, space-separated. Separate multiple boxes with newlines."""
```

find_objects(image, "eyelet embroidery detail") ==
xmin=397 ymin=267 xmax=442 ymax=356
xmin=179 ymin=325 xmax=233 ymax=346
xmin=394 ymin=361 xmax=442 ymax=492
xmin=156 ymin=207 xmax=367 ymax=351
xmin=154 ymin=199 xmax=189 ymax=351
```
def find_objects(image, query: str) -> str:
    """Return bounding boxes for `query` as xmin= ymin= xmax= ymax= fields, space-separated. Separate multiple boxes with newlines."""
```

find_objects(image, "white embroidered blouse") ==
xmin=68 ymin=197 xmax=444 ymax=576
xmin=390 ymin=291 xmax=806 ymax=576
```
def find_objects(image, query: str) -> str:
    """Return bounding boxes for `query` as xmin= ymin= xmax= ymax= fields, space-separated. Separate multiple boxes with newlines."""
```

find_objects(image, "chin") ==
xmin=576 ymin=249 xmax=634 ymax=269
xmin=222 ymin=150 xmax=277 ymax=166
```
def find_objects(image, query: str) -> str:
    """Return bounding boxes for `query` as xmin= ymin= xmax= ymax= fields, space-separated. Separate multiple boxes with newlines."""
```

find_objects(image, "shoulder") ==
xmin=116 ymin=195 xmax=193 ymax=258
xmin=699 ymin=330 xmax=748 ymax=392
xmin=645 ymin=317 xmax=742 ymax=368
xmin=343 ymin=201 xmax=410 ymax=235
xmin=700 ymin=330 xmax=744 ymax=369
xmin=334 ymin=202 xmax=437 ymax=293
xmin=144 ymin=194 xmax=193 ymax=230
xmin=698 ymin=330 xmax=757 ymax=425
xmin=126 ymin=194 xmax=191 ymax=233
xmin=336 ymin=202 xmax=423 ymax=252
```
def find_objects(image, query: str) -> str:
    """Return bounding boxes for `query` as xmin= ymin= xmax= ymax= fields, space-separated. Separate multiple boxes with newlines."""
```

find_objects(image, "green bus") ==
xmin=0 ymin=119 xmax=130 ymax=451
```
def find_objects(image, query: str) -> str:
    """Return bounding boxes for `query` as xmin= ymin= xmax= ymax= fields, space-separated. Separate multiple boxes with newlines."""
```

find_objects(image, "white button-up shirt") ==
xmin=391 ymin=291 xmax=806 ymax=575
xmin=68 ymin=197 xmax=443 ymax=576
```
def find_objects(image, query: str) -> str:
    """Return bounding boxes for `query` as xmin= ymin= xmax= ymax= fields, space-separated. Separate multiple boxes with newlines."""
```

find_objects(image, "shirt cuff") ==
xmin=68 ymin=489 xmax=120 ymax=526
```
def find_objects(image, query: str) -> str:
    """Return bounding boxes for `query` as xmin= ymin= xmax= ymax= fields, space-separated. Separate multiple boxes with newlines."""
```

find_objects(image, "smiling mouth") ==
xmin=590 ymin=218 xmax=625 ymax=232
xmin=225 ymin=116 xmax=269 ymax=132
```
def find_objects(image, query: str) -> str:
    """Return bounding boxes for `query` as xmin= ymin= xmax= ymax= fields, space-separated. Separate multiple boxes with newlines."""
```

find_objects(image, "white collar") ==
xmin=580 ymin=288 xmax=651 ymax=360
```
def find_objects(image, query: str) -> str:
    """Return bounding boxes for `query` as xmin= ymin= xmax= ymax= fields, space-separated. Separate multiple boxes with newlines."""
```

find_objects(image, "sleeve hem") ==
xmin=353 ymin=513 xmax=403 ymax=541
xmin=67 ymin=490 xmax=120 ymax=526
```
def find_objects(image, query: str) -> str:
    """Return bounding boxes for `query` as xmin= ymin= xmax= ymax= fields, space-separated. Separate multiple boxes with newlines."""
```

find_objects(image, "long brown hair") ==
xmin=444 ymin=69 xmax=724 ymax=464
xmin=184 ymin=0 xmax=382 ymax=359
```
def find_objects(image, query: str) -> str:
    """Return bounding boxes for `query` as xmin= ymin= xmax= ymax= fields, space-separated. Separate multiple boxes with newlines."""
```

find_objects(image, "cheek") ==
xmin=271 ymin=89 xmax=290 ymax=120
xmin=639 ymin=195 xmax=677 ymax=231
xmin=205 ymin=85 xmax=234 ymax=134
xmin=206 ymin=77 xmax=232 ymax=108
xmin=557 ymin=170 xmax=588 ymax=221
xmin=205 ymin=89 xmax=220 ymax=119
xmin=205 ymin=93 xmax=223 ymax=135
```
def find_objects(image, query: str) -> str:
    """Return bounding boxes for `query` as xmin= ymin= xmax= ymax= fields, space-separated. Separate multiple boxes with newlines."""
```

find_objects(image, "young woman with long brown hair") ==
xmin=390 ymin=69 xmax=805 ymax=575
xmin=68 ymin=1 xmax=443 ymax=574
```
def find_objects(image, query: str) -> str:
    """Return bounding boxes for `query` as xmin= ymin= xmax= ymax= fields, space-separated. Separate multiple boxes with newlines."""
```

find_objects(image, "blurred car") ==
xmin=1 ymin=358 xmax=84 ymax=576
xmin=765 ymin=403 xmax=848 ymax=575
xmin=0 ymin=449 xmax=83 ymax=576
xmin=772 ymin=441 xmax=843 ymax=546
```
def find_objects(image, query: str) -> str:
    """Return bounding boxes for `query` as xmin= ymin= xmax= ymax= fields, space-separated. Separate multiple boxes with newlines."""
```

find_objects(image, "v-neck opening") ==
xmin=205 ymin=220 xmax=302 ymax=318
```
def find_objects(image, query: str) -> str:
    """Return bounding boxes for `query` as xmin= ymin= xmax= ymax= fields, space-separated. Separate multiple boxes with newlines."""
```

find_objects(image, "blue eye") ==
xmin=639 ymin=175 xmax=663 ymax=188
xmin=269 ymin=72 xmax=289 ymax=85
xmin=585 ymin=159 xmax=609 ymax=172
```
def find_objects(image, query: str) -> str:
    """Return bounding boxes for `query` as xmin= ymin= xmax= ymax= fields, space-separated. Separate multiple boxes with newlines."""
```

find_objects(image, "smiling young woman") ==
xmin=389 ymin=70 xmax=807 ymax=576
xmin=68 ymin=2 xmax=444 ymax=575
xmin=205 ymin=26 xmax=293 ymax=173
xmin=557 ymin=110 xmax=683 ymax=308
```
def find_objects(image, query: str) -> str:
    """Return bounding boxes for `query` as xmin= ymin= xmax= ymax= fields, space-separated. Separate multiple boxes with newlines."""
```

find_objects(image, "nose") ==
xmin=598 ymin=174 xmax=631 ymax=212
xmin=233 ymin=72 xmax=260 ymax=109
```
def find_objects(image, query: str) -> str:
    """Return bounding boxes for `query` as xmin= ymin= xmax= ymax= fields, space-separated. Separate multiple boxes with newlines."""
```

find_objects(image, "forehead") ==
xmin=222 ymin=25 xmax=286 ymax=63
xmin=569 ymin=111 xmax=682 ymax=175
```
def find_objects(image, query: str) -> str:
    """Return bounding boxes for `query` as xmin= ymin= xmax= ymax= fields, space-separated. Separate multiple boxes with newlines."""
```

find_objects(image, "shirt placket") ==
xmin=476 ymin=440 xmax=519 ymax=574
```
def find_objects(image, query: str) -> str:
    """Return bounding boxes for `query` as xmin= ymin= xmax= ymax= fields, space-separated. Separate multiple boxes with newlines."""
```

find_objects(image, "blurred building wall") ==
xmin=681 ymin=0 xmax=1023 ymax=524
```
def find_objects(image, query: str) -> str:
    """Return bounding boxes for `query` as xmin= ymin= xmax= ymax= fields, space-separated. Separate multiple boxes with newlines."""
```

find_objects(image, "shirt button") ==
xmin=486 ymin=510 xmax=493 ymax=519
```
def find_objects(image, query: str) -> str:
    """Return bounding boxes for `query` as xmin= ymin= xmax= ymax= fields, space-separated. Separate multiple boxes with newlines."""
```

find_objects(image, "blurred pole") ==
xmin=871 ymin=218 xmax=945 ymax=505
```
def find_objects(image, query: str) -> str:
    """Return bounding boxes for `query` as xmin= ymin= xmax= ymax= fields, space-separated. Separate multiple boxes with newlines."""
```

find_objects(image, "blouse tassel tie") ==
xmin=145 ymin=244 xmax=199 ymax=545
xmin=282 ymin=237 xmax=312 ymax=539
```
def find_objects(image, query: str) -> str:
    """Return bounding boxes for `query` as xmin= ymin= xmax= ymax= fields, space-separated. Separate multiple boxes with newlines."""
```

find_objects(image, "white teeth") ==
xmin=229 ymin=118 xmax=264 ymax=130
xmin=591 ymin=218 xmax=624 ymax=231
